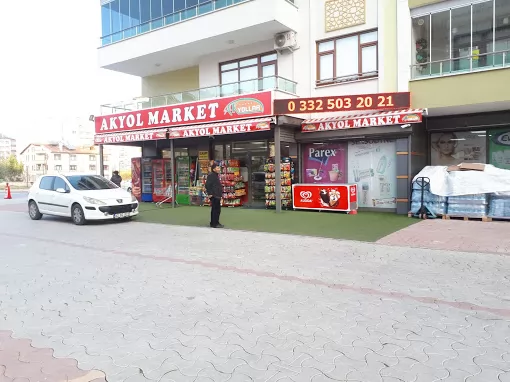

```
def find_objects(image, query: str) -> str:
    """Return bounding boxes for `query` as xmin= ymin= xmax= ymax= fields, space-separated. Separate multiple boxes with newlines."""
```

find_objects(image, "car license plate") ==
xmin=113 ymin=212 xmax=129 ymax=219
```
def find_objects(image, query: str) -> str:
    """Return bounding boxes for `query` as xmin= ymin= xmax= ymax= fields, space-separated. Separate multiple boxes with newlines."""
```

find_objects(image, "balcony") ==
xmin=100 ymin=76 xmax=297 ymax=115
xmin=410 ymin=50 xmax=510 ymax=80
xmin=409 ymin=51 xmax=510 ymax=113
xmin=98 ymin=0 xmax=299 ymax=77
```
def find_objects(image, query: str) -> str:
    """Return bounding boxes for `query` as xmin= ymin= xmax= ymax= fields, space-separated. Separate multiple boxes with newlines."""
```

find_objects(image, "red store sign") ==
xmin=292 ymin=183 xmax=358 ymax=212
xmin=95 ymin=91 xmax=273 ymax=134
xmin=93 ymin=118 xmax=272 ymax=144
xmin=301 ymin=109 xmax=423 ymax=133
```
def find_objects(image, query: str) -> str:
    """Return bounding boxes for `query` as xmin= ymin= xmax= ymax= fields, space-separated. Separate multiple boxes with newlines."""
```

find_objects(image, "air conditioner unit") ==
xmin=274 ymin=31 xmax=297 ymax=53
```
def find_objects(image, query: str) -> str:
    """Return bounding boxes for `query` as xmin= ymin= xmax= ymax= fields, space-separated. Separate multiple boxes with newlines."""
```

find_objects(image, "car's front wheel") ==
xmin=28 ymin=200 xmax=42 ymax=220
xmin=71 ymin=204 xmax=86 ymax=225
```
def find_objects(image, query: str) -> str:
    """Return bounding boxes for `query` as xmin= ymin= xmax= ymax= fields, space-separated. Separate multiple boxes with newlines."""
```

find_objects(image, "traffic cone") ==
xmin=348 ymin=209 xmax=357 ymax=215
xmin=4 ymin=183 xmax=12 ymax=200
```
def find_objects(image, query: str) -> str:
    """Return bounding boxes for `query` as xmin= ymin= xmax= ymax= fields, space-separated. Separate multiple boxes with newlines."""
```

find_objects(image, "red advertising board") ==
xmin=131 ymin=158 xmax=142 ymax=201
xmin=301 ymin=110 xmax=423 ymax=133
xmin=292 ymin=183 xmax=358 ymax=212
xmin=274 ymin=92 xmax=411 ymax=115
xmin=95 ymin=91 xmax=273 ymax=134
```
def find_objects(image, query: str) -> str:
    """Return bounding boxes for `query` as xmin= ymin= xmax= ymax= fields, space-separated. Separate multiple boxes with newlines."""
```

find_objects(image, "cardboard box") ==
xmin=458 ymin=163 xmax=485 ymax=171
xmin=447 ymin=165 xmax=460 ymax=172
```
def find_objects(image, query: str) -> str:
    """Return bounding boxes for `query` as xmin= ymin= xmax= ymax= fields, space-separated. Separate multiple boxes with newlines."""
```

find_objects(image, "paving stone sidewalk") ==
xmin=0 ymin=211 xmax=509 ymax=381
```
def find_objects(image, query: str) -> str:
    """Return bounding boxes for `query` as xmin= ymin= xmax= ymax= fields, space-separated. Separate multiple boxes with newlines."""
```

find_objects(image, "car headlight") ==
xmin=83 ymin=196 xmax=106 ymax=205
xmin=131 ymin=194 xmax=138 ymax=202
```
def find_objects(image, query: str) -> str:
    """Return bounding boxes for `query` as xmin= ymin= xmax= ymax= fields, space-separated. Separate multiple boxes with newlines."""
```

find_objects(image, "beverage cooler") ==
xmin=176 ymin=157 xmax=191 ymax=205
xmin=141 ymin=158 xmax=153 ymax=202
xmin=152 ymin=159 xmax=173 ymax=203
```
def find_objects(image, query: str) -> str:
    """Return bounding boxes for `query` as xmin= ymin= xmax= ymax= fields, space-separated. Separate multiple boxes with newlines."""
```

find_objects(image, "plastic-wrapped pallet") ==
xmin=410 ymin=188 xmax=447 ymax=215
xmin=447 ymin=194 xmax=488 ymax=217
xmin=489 ymin=194 xmax=510 ymax=218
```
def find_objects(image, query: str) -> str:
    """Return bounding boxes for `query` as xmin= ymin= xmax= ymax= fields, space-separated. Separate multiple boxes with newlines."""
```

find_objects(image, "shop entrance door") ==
xmin=230 ymin=141 xmax=268 ymax=208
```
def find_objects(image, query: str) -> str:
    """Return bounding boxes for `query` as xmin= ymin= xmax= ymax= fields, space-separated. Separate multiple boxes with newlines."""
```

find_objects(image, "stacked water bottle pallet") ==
xmin=444 ymin=193 xmax=489 ymax=221
xmin=409 ymin=185 xmax=447 ymax=217
xmin=487 ymin=193 xmax=510 ymax=221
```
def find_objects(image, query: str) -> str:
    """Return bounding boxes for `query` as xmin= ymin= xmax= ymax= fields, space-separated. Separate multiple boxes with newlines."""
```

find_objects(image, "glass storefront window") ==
xmin=430 ymin=131 xmax=487 ymax=166
xmin=347 ymin=140 xmax=397 ymax=209
xmin=302 ymin=143 xmax=347 ymax=184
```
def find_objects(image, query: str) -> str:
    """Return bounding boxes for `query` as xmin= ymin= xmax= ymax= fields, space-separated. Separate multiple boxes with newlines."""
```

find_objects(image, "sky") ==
xmin=0 ymin=0 xmax=140 ymax=149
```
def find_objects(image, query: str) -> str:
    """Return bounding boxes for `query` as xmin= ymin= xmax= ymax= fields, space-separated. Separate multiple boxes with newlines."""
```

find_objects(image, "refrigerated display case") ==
xmin=153 ymin=159 xmax=173 ymax=203
xmin=176 ymin=156 xmax=190 ymax=205
xmin=141 ymin=158 xmax=153 ymax=202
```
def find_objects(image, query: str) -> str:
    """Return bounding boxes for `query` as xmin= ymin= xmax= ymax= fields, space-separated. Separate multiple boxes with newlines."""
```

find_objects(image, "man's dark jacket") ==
xmin=111 ymin=174 xmax=122 ymax=187
xmin=205 ymin=172 xmax=222 ymax=198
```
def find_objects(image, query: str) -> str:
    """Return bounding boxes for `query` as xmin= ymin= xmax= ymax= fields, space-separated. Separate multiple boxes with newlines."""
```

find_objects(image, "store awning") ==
xmin=168 ymin=117 xmax=272 ymax=139
xmin=94 ymin=117 xmax=273 ymax=144
xmin=301 ymin=109 xmax=423 ymax=133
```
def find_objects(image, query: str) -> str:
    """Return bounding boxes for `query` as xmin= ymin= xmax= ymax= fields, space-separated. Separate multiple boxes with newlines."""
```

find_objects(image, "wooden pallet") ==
xmin=442 ymin=215 xmax=491 ymax=222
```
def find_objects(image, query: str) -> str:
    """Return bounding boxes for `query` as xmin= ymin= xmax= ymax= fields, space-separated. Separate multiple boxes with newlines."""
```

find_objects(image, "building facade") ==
xmin=402 ymin=0 xmax=510 ymax=169
xmin=20 ymin=144 xmax=112 ymax=183
xmin=95 ymin=0 xmax=510 ymax=213
xmin=0 ymin=134 xmax=17 ymax=160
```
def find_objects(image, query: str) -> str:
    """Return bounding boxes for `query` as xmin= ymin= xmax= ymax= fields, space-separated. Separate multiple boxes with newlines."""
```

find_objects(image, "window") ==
xmin=70 ymin=165 xmax=77 ymax=171
xmin=411 ymin=0 xmax=510 ymax=78
xmin=317 ymin=30 xmax=378 ymax=85
xmin=220 ymin=52 xmax=278 ymax=96
xmin=66 ymin=175 xmax=117 ymax=190
xmin=53 ymin=177 xmax=70 ymax=192
xmin=54 ymin=165 xmax=62 ymax=171
xmin=89 ymin=155 xmax=96 ymax=161
xmin=54 ymin=154 xmax=61 ymax=160
xmin=89 ymin=165 xmax=97 ymax=171
xmin=39 ymin=176 xmax=54 ymax=190
xmin=70 ymin=155 xmax=77 ymax=161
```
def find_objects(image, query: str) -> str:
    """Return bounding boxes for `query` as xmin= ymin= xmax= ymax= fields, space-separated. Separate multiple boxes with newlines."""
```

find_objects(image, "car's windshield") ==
xmin=66 ymin=175 xmax=118 ymax=191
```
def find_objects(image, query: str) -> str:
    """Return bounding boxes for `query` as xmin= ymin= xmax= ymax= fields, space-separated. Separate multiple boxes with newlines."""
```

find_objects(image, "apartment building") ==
xmin=402 ymin=0 xmax=510 ymax=169
xmin=20 ymin=143 xmax=112 ymax=183
xmin=0 ymin=134 xmax=17 ymax=160
xmin=94 ymin=0 xmax=435 ymax=212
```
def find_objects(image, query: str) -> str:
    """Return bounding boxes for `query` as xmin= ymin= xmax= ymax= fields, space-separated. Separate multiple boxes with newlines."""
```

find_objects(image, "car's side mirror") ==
xmin=55 ymin=188 xmax=67 ymax=193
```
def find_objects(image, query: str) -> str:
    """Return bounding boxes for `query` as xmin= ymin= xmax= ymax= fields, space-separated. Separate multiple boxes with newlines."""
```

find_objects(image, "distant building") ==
xmin=20 ymin=143 xmax=112 ymax=183
xmin=0 ymin=134 xmax=16 ymax=160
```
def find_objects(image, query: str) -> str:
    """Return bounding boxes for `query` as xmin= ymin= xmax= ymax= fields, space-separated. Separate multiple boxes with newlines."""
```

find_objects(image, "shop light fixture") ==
xmin=477 ymin=135 xmax=486 ymax=137
xmin=401 ymin=124 xmax=411 ymax=129
xmin=450 ymin=138 xmax=466 ymax=141
xmin=471 ymin=131 xmax=486 ymax=134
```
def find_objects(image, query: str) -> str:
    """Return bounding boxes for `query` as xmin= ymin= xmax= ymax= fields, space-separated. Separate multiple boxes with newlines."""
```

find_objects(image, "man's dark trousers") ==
xmin=210 ymin=197 xmax=221 ymax=227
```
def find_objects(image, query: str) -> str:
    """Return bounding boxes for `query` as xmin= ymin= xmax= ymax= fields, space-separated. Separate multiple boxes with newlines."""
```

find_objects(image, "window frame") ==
xmin=316 ymin=28 xmax=379 ymax=86
xmin=219 ymin=51 xmax=279 ymax=85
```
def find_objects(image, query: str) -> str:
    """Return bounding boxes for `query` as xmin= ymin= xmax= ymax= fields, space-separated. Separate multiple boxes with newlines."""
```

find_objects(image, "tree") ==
xmin=0 ymin=155 xmax=24 ymax=181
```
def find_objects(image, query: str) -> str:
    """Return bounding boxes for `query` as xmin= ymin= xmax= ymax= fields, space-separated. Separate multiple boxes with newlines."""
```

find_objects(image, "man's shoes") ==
xmin=213 ymin=224 xmax=224 ymax=228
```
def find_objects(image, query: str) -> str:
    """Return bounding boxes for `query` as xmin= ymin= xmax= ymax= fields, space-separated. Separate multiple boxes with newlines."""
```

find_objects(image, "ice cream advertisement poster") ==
xmin=303 ymin=143 xmax=347 ymax=184
xmin=347 ymin=140 xmax=397 ymax=208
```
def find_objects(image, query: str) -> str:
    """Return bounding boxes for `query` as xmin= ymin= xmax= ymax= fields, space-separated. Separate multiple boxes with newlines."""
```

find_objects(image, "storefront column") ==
xmin=170 ymin=139 xmax=176 ymax=208
xmin=99 ymin=145 xmax=104 ymax=177
xmin=274 ymin=125 xmax=282 ymax=213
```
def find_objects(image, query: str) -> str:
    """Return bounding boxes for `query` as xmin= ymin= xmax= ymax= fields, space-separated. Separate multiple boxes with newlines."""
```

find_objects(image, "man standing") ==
xmin=110 ymin=171 xmax=122 ymax=187
xmin=205 ymin=163 xmax=224 ymax=228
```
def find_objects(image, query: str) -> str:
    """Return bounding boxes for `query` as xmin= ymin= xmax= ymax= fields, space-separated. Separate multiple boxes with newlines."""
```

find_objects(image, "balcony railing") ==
xmin=100 ymin=0 xmax=250 ymax=46
xmin=410 ymin=50 xmax=510 ymax=80
xmin=100 ymin=76 xmax=297 ymax=115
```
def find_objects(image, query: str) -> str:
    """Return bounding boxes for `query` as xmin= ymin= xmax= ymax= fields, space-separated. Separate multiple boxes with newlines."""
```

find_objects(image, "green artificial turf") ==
xmin=136 ymin=203 xmax=417 ymax=242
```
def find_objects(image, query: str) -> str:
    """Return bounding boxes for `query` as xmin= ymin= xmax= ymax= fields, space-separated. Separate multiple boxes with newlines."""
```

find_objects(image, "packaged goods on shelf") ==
xmin=447 ymin=203 xmax=488 ymax=217
xmin=201 ymin=159 xmax=245 ymax=207
xmin=447 ymin=194 xmax=488 ymax=204
xmin=264 ymin=157 xmax=294 ymax=209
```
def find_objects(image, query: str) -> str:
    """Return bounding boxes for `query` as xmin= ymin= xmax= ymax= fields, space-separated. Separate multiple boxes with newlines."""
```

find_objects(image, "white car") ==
xmin=121 ymin=179 xmax=132 ymax=193
xmin=28 ymin=174 xmax=139 ymax=225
